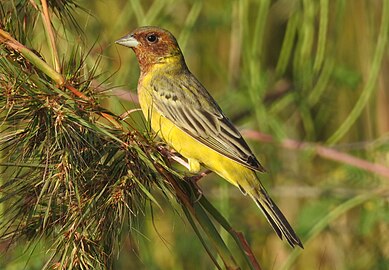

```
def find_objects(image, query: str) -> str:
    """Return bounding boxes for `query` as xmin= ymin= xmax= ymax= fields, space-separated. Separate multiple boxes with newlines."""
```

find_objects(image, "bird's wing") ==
xmin=149 ymin=71 xmax=265 ymax=172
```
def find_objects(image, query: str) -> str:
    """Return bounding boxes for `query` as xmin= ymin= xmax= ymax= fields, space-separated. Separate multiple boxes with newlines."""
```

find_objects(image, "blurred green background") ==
xmin=2 ymin=0 xmax=389 ymax=269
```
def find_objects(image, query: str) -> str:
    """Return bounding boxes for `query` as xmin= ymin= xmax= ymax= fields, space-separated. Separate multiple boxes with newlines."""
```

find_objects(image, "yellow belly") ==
xmin=139 ymin=98 xmax=255 ymax=191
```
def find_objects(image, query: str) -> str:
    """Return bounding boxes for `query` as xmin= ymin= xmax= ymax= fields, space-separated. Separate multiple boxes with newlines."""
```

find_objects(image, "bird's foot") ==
xmin=189 ymin=169 xmax=212 ymax=183
xmin=185 ymin=170 xmax=212 ymax=202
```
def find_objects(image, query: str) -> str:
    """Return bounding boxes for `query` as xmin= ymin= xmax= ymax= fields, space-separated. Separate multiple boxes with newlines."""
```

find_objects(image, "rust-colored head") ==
xmin=116 ymin=26 xmax=185 ymax=73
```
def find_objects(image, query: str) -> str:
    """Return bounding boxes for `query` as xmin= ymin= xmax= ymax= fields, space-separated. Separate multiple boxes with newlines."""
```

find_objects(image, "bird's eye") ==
xmin=146 ymin=34 xmax=158 ymax=43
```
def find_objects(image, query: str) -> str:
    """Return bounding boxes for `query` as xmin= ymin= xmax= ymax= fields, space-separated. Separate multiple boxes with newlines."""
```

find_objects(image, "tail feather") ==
xmin=249 ymin=189 xmax=303 ymax=248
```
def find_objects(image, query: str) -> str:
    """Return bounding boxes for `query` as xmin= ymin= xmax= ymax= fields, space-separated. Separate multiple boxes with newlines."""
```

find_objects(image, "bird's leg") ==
xmin=183 ymin=174 xmax=203 ymax=203
xmin=188 ymin=169 xmax=212 ymax=182
xmin=185 ymin=169 xmax=214 ymax=203
xmin=187 ymin=158 xmax=213 ymax=182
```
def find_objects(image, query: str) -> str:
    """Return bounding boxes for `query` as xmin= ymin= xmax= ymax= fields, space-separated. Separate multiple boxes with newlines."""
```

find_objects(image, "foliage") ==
xmin=1 ymin=0 xmax=389 ymax=270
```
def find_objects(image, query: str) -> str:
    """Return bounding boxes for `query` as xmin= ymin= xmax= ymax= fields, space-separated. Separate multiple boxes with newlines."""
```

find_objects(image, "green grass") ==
xmin=1 ymin=0 xmax=389 ymax=269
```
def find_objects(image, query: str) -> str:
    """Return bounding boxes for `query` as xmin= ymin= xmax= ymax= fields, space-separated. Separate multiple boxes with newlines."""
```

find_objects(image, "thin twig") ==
xmin=28 ymin=0 xmax=38 ymax=9
xmin=40 ymin=0 xmax=61 ymax=73
xmin=243 ymin=130 xmax=389 ymax=178
xmin=119 ymin=108 xmax=142 ymax=120
xmin=111 ymin=88 xmax=139 ymax=103
xmin=232 ymin=230 xmax=262 ymax=270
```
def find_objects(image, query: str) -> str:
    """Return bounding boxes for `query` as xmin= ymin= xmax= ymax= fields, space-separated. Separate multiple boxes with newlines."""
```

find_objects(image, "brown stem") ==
xmin=243 ymin=130 xmax=389 ymax=178
xmin=40 ymin=0 xmax=61 ymax=73
xmin=29 ymin=0 xmax=38 ymax=9
xmin=232 ymin=230 xmax=262 ymax=270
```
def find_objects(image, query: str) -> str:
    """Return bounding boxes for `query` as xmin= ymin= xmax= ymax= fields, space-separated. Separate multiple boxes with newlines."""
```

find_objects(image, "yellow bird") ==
xmin=116 ymin=26 xmax=302 ymax=248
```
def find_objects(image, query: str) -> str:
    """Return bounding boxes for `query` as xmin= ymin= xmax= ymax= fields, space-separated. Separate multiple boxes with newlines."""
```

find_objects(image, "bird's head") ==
xmin=116 ymin=26 xmax=185 ymax=73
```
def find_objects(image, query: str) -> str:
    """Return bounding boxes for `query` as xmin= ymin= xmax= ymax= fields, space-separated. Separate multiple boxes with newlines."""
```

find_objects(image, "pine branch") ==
xmin=0 ymin=2 xmax=260 ymax=269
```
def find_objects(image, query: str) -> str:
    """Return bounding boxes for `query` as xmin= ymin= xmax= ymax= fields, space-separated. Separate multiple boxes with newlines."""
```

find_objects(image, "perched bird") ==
xmin=116 ymin=26 xmax=303 ymax=248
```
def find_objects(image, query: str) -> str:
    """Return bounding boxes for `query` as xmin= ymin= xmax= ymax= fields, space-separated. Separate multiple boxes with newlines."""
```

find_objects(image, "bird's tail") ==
xmin=242 ymin=183 xmax=303 ymax=248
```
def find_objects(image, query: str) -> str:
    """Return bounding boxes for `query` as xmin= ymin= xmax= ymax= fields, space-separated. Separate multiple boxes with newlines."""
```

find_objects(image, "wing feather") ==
xmin=150 ymin=71 xmax=265 ymax=172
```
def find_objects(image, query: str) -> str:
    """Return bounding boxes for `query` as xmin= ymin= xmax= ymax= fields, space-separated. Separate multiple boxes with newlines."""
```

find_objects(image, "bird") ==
xmin=116 ymin=26 xmax=303 ymax=248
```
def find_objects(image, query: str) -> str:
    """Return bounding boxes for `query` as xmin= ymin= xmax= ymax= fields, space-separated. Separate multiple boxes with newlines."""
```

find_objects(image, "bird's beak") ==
xmin=115 ymin=34 xmax=139 ymax=48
